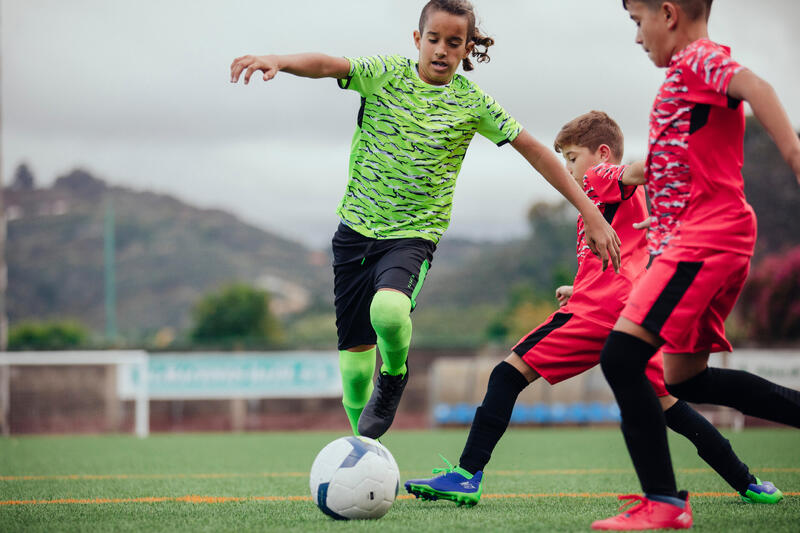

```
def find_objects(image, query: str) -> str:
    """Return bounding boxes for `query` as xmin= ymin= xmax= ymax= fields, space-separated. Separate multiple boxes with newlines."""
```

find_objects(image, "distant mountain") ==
xmin=5 ymin=169 xmax=332 ymax=336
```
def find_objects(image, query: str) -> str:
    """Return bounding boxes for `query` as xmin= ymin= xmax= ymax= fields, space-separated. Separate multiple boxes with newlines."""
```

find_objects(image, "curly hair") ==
xmin=418 ymin=0 xmax=494 ymax=71
xmin=554 ymin=111 xmax=625 ymax=162
xmin=622 ymin=0 xmax=713 ymax=21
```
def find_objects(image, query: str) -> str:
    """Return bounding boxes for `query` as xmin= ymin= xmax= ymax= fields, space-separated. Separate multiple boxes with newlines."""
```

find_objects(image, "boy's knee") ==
xmin=600 ymin=345 xmax=629 ymax=385
xmin=369 ymin=290 xmax=411 ymax=335
xmin=487 ymin=360 xmax=530 ymax=392
xmin=600 ymin=331 xmax=657 ymax=385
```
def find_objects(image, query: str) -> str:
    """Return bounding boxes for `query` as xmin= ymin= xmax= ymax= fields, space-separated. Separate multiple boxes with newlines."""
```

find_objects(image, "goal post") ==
xmin=0 ymin=351 xmax=149 ymax=438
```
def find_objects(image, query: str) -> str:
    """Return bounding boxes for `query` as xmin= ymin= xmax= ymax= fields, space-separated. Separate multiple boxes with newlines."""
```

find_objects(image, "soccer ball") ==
xmin=309 ymin=436 xmax=400 ymax=520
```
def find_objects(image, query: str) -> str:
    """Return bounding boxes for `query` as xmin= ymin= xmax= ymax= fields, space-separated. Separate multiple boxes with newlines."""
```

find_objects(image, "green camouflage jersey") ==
xmin=336 ymin=54 xmax=522 ymax=243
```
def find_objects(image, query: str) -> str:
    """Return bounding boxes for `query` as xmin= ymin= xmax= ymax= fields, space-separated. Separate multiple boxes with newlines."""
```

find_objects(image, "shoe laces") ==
xmin=615 ymin=494 xmax=651 ymax=517
xmin=431 ymin=454 xmax=456 ymax=476
xmin=373 ymin=372 xmax=405 ymax=418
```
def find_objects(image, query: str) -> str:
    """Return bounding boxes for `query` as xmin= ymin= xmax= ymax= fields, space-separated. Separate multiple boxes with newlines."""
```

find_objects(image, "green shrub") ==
xmin=8 ymin=320 xmax=90 ymax=350
xmin=190 ymin=283 xmax=284 ymax=347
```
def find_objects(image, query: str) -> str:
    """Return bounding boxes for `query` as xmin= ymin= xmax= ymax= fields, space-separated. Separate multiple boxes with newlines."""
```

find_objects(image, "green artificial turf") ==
xmin=1 ymin=428 xmax=798 ymax=532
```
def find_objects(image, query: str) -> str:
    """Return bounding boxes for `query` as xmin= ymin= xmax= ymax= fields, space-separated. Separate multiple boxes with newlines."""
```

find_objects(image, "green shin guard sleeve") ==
xmin=370 ymin=290 xmax=412 ymax=377
xmin=339 ymin=348 xmax=376 ymax=435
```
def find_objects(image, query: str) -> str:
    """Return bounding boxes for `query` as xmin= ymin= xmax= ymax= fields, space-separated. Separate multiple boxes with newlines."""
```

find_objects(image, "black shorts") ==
xmin=332 ymin=223 xmax=436 ymax=350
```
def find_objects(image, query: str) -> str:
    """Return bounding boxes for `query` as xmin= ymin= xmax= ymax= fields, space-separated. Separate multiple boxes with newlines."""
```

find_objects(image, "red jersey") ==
xmin=645 ymin=38 xmax=756 ymax=256
xmin=563 ymin=163 xmax=650 ymax=328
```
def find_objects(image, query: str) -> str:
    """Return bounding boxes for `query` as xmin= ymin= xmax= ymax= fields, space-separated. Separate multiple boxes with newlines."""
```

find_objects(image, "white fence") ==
xmin=0 ymin=350 xmax=341 ymax=438
xmin=0 ymin=351 xmax=149 ymax=437
xmin=2 ymin=349 xmax=799 ymax=436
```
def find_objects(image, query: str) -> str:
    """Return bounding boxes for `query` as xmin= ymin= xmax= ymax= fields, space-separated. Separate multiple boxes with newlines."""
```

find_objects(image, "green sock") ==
xmin=339 ymin=348 xmax=375 ymax=435
xmin=370 ymin=291 xmax=412 ymax=377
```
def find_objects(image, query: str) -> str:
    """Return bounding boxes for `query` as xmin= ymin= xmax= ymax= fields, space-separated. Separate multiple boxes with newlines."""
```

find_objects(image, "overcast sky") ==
xmin=3 ymin=0 xmax=799 ymax=248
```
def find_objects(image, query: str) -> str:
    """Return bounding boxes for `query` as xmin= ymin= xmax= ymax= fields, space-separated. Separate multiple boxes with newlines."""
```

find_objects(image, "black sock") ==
xmin=459 ymin=361 xmax=529 ymax=475
xmin=601 ymin=331 xmax=678 ymax=497
xmin=664 ymin=400 xmax=755 ymax=494
xmin=666 ymin=367 xmax=800 ymax=428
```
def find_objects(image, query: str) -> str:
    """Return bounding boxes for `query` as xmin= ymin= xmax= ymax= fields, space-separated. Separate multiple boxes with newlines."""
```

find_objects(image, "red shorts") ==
xmin=512 ymin=311 xmax=668 ymax=397
xmin=621 ymin=246 xmax=750 ymax=355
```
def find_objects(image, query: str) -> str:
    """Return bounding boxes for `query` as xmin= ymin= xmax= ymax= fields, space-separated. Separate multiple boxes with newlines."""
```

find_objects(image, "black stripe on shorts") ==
xmin=513 ymin=312 xmax=573 ymax=355
xmin=641 ymin=261 xmax=703 ymax=334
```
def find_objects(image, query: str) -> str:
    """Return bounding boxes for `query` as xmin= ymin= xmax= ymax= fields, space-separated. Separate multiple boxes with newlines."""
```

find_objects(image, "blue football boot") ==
xmin=405 ymin=456 xmax=483 ymax=507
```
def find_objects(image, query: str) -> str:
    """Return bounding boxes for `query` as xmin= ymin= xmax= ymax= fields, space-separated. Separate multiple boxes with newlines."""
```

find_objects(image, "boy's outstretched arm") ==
xmin=230 ymin=53 xmax=351 ymax=84
xmin=511 ymin=129 xmax=621 ymax=272
xmin=728 ymin=69 xmax=800 ymax=184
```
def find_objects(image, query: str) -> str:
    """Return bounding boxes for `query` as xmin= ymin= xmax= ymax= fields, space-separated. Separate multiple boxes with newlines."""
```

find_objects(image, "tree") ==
xmin=11 ymin=164 xmax=35 ymax=191
xmin=486 ymin=283 xmax=557 ymax=344
xmin=190 ymin=283 xmax=284 ymax=347
xmin=742 ymin=117 xmax=800 ymax=260
xmin=8 ymin=320 xmax=90 ymax=350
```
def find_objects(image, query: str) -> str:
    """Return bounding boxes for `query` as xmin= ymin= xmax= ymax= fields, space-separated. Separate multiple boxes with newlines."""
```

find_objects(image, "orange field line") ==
xmin=2 ymin=492 xmax=799 ymax=506
xmin=3 ymin=467 xmax=799 ymax=482
xmin=0 ymin=472 xmax=307 ymax=481
xmin=492 ymin=467 xmax=800 ymax=476
xmin=0 ymin=495 xmax=310 ymax=506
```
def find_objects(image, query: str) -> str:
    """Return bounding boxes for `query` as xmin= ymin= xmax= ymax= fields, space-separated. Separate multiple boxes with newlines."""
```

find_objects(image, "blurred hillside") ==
xmin=4 ymin=118 xmax=798 ymax=347
xmin=5 ymin=169 xmax=332 ymax=339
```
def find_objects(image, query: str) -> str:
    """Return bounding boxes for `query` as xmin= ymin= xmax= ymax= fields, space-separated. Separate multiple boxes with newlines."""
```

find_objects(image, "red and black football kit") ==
xmin=621 ymin=38 xmax=754 ymax=355
xmin=512 ymin=163 xmax=667 ymax=396
xmin=598 ymin=40 xmax=800 ymax=518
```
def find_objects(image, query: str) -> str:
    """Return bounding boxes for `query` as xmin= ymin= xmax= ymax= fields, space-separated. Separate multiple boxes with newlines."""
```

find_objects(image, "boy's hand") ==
xmin=555 ymin=285 xmax=573 ymax=307
xmin=507 ymin=130 xmax=620 ymax=273
xmin=230 ymin=55 xmax=280 ymax=84
xmin=584 ymin=212 xmax=621 ymax=273
xmin=633 ymin=216 xmax=655 ymax=230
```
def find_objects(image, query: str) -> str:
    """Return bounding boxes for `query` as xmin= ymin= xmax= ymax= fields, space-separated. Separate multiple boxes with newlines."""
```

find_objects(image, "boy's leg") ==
xmin=331 ymin=223 xmax=382 ymax=435
xmin=404 ymin=355 xmax=535 ymax=505
xmin=595 ymin=248 xmax=764 ymax=529
xmin=371 ymin=289 xmax=412 ymax=377
xmin=339 ymin=346 xmax=376 ymax=435
xmin=406 ymin=312 xmax=601 ymax=505
xmin=654 ymin=248 xmax=800 ymax=427
xmin=600 ymin=321 xmax=680 ymax=499
xmin=458 ymin=312 xmax=594 ymax=475
xmin=647 ymin=353 xmax=766 ymax=497
xmin=664 ymin=354 xmax=800 ymax=428
xmin=358 ymin=239 xmax=434 ymax=439
xmin=661 ymin=396 xmax=783 ymax=503
xmin=459 ymin=355 xmax=537 ymax=474
xmin=357 ymin=290 xmax=412 ymax=438
xmin=662 ymin=395 xmax=754 ymax=492
xmin=594 ymin=322 xmax=692 ymax=530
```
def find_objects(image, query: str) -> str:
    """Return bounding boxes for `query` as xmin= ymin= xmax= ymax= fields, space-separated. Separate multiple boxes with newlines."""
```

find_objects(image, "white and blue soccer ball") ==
xmin=309 ymin=436 xmax=400 ymax=520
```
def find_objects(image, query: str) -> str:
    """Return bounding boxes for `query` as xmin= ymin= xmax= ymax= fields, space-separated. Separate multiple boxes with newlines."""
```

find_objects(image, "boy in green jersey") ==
xmin=230 ymin=0 xmax=621 ymax=439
